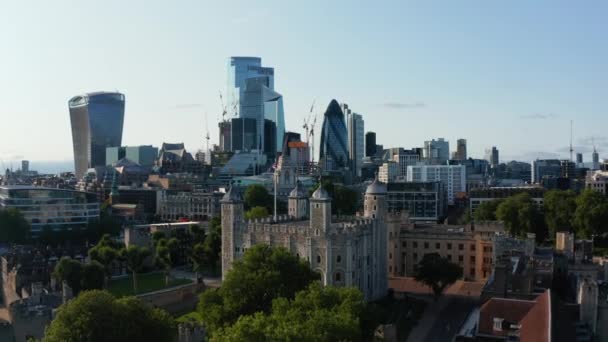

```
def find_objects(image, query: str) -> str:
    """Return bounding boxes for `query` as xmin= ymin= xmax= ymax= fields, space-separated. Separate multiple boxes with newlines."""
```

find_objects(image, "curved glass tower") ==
xmin=69 ymin=92 xmax=125 ymax=178
xmin=319 ymin=99 xmax=348 ymax=171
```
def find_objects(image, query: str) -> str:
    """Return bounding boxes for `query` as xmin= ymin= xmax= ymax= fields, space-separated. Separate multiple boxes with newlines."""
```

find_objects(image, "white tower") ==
xmin=309 ymin=184 xmax=331 ymax=235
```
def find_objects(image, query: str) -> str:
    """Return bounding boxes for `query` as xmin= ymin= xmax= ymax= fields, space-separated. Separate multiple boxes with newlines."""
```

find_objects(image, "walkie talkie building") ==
xmin=69 ymin=92 xmax=125 ymax=178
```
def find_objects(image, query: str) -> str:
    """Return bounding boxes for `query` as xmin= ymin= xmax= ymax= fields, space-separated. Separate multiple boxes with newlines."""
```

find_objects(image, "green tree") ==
xmin=154 ymin=238 xmax=178 ymax=286
xmin=245 ymin=206 xmax=269 ymax=220
xmin=86 ymin=213 xmax=121 ymax=241
xmin=496 ymin=192 xmax=546 ymax=240
xmin=88 ymin=235 xmax=120 ymax=287
xmin=53 ymin=257 xmax=83 ymax=295
xmin=197 ymin=245 xmax=319 ymax=335
xmin=0 ymin=208 xmax=31 ymax=243
xmin=213 ymin=282 xmax=365 ymax=342
xmin=573 ymin=189 xmax=608 ymax=238
xmin=122 ymin=245 xmax=151 ymax=294
xmin=244 ymin=184 xmax=271 ymax=210
xmin=544 ymin=190 xmax=577 ymax=238
xmin=414 ymin=253 xmax=462 ymax=300
xmin=43 ymin=290 xmax=175 ymax=342
xmin=309 ymin=179 xmax=358 ymax=215
xmin=473 ymin=200 xmax=502 ymax=221
xmin=81 ymin=261 xmax=105 ymax=291
xmin=190 ymin=243 xmax=208 ymax=282
xmin=204 ymin=216 xmax=222 ymax=273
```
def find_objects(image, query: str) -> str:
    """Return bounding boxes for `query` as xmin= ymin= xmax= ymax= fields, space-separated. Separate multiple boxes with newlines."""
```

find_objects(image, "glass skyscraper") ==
xmin=319 ymin=100 xmax=348 ymax=172
xmin=227 ymin=57 xmax=285 ymax=153
xmin=69 ymin=91 xmax=125 ymax=178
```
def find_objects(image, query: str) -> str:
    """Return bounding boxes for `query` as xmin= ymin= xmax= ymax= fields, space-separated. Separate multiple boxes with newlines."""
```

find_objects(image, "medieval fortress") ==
xmin=220 ymin=179 xmax=392 ymax=300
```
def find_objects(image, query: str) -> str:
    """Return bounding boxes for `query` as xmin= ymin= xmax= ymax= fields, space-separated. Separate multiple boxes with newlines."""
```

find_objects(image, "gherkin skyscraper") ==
xmin=319 ymin=99 xmax=348 ymax=172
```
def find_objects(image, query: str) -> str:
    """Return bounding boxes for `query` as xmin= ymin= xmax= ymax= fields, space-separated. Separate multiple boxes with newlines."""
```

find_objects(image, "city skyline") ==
xmin=1 ymin=1 xmax=607 ymax=170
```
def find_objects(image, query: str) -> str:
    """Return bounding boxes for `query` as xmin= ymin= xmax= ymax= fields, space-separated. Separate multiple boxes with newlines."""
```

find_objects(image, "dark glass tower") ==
xmin=365 ymin=132 xmax=377 ymax=157
xmin=319 ymin=99 xmax=348 ymax=171
xmin=69 ymin=92 xmax=125 ymax=178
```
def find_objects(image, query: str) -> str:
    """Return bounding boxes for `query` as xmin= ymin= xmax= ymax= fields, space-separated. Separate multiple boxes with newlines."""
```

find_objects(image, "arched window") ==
xmin=337 ymin=255 xmax=342 ymax=263
xmin=317 ymin=255 xmax=321 ymax=263
xmin=335 ymin=272 xmax=341 ymax=282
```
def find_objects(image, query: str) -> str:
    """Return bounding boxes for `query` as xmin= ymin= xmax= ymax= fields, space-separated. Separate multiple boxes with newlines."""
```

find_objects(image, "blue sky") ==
xmin=1 ymin=1 xmax=607 ymax=170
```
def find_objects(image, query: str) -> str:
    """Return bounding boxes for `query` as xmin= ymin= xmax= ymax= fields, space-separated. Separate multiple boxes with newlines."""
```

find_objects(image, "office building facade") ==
xmin=386 ymin=182 xmax=447 ymax=221
xmin=455 ymin=139 xmax=467 ymax=160
xmin=0 ymin=186 xmax=100 ymax=233
xmin=345 ymin=106 xmax=364 ymax=177
xmin=319 ymin=100 xmax=348 ymax=172
xmin=106 ymin=145 xmax=158 ymax=168
xmin=406 ymin=164 xmax=466 ymax=205
xmin=485 ymin=146 xmax=499 ymax=168
xmin=379 ymin=161 xmax=398 ymax=183
xmin=69 ymin=92 xmax=125 ymax=178
xmin=423 ymin=138 xmax=449 ymax=165
xmin=531 ymin=159 xmax=562 ymax=183
xmin=365 ymin=132 xmax=377 ymax=157
xmin=227 ymin=57 xmax=285 ymax=154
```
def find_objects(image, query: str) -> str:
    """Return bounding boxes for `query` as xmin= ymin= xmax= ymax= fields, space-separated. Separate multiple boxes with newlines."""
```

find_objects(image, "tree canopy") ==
xmin=414 ymin=253 xmax=462 ymax=299
xmin=53 ymin=258 xmax=105 ymax=295
xmin=473 ymin=200 xmax=502 ymax=221
xmin=245 ymin=206 xmax=269 ymax=220
xmin=0 ymin=208 xmax=30 ymax=243
xmin=496 ymin=192 xmax=546 ymax=241
xmin=573 ymin=189 xmax=608 ymax=238
xmin=544 ymin=190 xmax=577 ymax=237
xmin=310 ymin=179 xmax=359 ymax=215
xmin=197 ymin=245 xmax=319 ymax=335
xmin=213 ymin=282 xmax=365 ymax=342
xmin=244 ymin=184 xmax=272 ymax=210
xmin=43 ymin=290 xmax=175 ymax=342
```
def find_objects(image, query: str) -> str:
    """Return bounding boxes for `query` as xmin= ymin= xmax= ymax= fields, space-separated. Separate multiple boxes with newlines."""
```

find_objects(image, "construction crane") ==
xmin=569 ymin=120 xmax=574 ymax=162
xmin=205 ymin=112 xmax=210 ymax=154
xmin=309 ymin=115 xmax=318 ymax=164
xmin=302 ymin=99 xmax=315 ymax=144
xmin=219 ymin=91 xmax=228 ymax=123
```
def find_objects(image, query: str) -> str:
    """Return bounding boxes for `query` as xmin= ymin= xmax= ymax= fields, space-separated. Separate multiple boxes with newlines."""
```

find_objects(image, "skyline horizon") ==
xmin=1 ymin=1 xmax=606 ymax=166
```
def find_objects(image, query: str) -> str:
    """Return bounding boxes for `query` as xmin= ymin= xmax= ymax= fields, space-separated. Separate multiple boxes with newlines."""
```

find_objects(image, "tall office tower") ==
xmin=365 ymin=132 xmax=377 ymax=157
xmin=560 ymin=160 xmax=576 ymax=179
xmin=593 ymin=148 xmax=600 ymax=170
xmin=346 ymin=107 xmax=364 ymax=177
xmin=423 ymin=138 xmax=449 ymax=165
xmin=69 ymin=92 xmax=125 ymax=178
xmin=406 ymin=164 xmax=466 ymax=205
xmin=21 ymin=160 xmax=29 ymax=173
xmin=485 ymin=146 xmax=499 ymax=168
xmin=219 ymin=121 xmax=232 ymax=151
xmin=576 ymin=153 xmax=583 ymax=166
xmin=319 ymin=100 xmax=348 ymax=172
xmin=227 ymin=57 xmax=285 ymax=152
xmin=456 ymin=139 xmax=467 ymax=160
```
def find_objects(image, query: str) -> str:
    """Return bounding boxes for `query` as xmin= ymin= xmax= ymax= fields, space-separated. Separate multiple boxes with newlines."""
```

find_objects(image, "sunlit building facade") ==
xmin=69 ymin=92 xmax=125 ymax=178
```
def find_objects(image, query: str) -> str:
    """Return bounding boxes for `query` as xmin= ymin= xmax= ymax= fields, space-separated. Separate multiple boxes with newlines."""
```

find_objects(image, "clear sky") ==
xmin=1 ymin=1 xmax=606 ymax=171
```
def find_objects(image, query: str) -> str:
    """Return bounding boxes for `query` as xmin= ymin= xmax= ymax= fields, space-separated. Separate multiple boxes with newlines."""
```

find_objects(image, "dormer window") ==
xmin=493 ymin=317 xmax=503 ymax=331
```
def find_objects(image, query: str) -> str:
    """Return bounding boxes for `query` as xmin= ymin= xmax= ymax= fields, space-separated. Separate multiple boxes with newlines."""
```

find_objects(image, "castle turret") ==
xmin=220 ymin=186 xmax=244 ymax=279
xmin=364 ymin=177 xmax=387 ymax=220
xmin=578 ymin=276 xmax=599 ymax=334
xmin=288 ymin=181 xmax=308 ymax=220
xmin=310 ymin=184 xmax=331 ymax=235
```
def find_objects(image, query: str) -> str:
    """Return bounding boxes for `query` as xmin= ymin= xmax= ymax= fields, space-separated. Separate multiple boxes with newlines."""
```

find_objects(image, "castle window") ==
xmin=317 ymin=255 xmax=321 ymax=263
xmin=337 ymin=255 xmax=342 ymax=263
xmin=402 ymin=241 xmax=406 ymax=248
xmin=389 ymin=253 xmax=392 ymax=260
xmin=373 ymin=196 xmax=376 ymax=200
xmin=447 ymin=243 xmax=452 ymax=250
xmin=373 ymin=205 xmax=376 ymax=210
xmin=335 ymin=272 xmax=342 ymax=282
xmin=435 ymin=242 xmax=440 ymax=249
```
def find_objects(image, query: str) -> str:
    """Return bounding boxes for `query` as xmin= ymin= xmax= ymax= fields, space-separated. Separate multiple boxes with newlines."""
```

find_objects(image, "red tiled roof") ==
xmin=478 ymin=290 xmax=551 ymax=342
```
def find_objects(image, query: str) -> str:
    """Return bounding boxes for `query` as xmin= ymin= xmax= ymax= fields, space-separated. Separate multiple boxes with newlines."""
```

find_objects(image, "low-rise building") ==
xmin=388 ymin=220 xmax=503 ymax=281
xmin=586 ymin=170 xmax=608 ymax=195
xmin=158 ymin=189 xmax=222 ymax=221
xmin=386 ymin=182 xmax=447 ymax=222
xmin=469 ymin=186 xmax=545 ymax=216
xmin=406 ymin=164 xmax=466 ymax=205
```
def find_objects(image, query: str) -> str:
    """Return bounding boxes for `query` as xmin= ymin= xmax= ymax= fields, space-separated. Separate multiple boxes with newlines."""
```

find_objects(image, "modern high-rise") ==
xmin=344 ymin=104 xmax=364 ymax=177
xmin=219 ymin=121 xmax=232 ymax=152
xmin=365 ymin=132 xmax=377 ymax=157
xmin=485 ymin=146 xmax=499 ymax=168
xmin=593 ymin=148 xmax=600 ymax=170
xmin=227 ymin=57 xmax=285 ymax=153
xmin=406 ymin=164 xmax=466 ymax=205
xmin=319 ymin=100 xmax=348 ymax=172
xmin=456 ymin=139 xmax=467 ymax=160
xmin=423 ymin=138 xmax=449 ymax=165
xmin=69 ymin=92 xmax=125 ymax=178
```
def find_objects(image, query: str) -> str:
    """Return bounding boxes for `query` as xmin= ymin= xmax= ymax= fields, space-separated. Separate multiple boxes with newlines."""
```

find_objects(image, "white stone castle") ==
xmin=220 ymin=179 xmax=389 ymax=300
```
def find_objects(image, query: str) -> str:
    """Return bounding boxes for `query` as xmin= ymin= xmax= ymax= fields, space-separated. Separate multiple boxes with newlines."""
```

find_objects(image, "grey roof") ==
xmin=221 ymin=186 xmax=243 ymax=203
xmin=289 ymin=182 xmax=307 ymax=198
xmin=311 ymin=185 xmax=330 ymax=201
xmin=366 ymin=178 xmax=387 ymax=194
